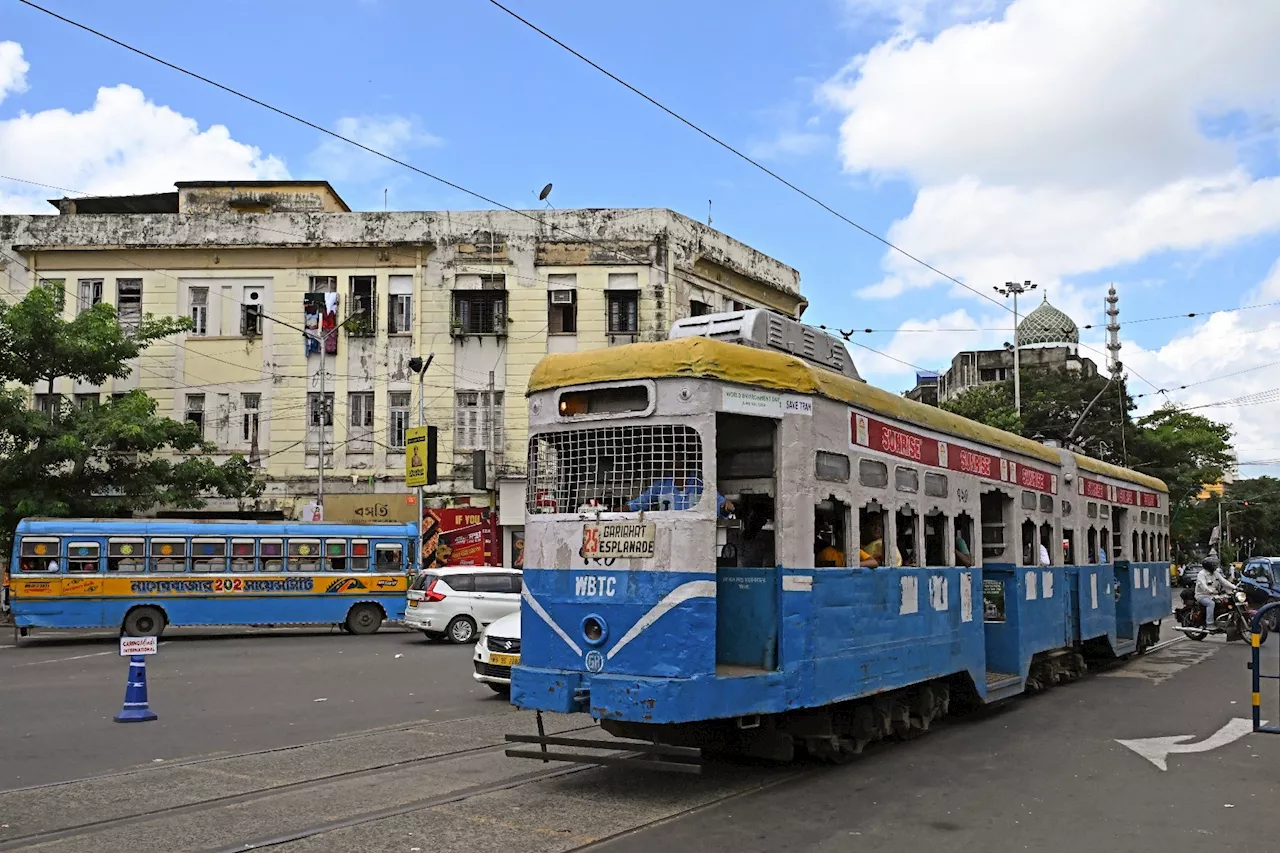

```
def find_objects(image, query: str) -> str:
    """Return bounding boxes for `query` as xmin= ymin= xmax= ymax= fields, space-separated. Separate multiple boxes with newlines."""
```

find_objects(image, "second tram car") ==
xmin=507 ymin=311 xmax=1171 ymax=769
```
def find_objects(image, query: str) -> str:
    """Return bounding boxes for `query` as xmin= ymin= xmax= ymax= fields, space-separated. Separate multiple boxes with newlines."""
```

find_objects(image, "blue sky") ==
xmin=4 ymin=0 xmax=1280 ymax=469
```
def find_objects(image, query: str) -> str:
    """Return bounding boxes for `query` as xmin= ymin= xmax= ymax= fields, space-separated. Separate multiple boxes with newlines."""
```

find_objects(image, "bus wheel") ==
xmin=123 ymin=607 xmax=166 ymax=638
xmin=345 ymin=604 xmax=384 ymax=635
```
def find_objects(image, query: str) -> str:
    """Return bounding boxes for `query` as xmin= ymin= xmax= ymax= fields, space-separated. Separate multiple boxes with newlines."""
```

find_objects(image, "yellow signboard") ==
xmin=405 ymin=426 xmax=428 ymax=487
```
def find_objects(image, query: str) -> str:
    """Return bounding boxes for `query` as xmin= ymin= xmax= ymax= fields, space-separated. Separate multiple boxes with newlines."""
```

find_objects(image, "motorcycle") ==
xmin=1175 ymin=588 xmax=1269 ymax=644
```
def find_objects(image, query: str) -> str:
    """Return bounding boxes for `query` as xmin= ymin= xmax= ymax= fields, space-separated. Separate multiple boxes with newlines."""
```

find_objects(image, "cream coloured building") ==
xmin=0 ymin=181 xmax=804 ymax=563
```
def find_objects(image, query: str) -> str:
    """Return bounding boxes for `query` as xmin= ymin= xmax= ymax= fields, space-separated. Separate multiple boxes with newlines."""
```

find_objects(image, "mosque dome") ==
xmin=1016 ymin=295 xmax=1079 ymax=347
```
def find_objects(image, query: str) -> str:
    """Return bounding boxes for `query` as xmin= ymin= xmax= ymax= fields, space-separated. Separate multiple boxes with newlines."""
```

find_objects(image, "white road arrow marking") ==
xmin=1116 ymin=718 xmax=1261 ymax=771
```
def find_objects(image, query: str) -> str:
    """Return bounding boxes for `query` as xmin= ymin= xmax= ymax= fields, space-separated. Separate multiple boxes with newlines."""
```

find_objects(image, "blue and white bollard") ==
xmin=114 ymin=654 xmax=158 ymax=723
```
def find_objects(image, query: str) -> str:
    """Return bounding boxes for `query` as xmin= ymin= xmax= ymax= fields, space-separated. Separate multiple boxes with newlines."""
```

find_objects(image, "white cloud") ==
xmin=748 ymin=130 xmax=829 ymax=161
xmin=309 ymin=115 xmax=441 ymax=182
xmin=825 ymin=0 xmax=1280 ymax=302
xmin=0 ymin=41 xmax=28 ymax=106
xmin=0 ymin=80 xmax=287 ymax=214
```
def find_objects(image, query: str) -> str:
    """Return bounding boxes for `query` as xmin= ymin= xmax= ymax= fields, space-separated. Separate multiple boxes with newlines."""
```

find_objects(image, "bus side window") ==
xmin=66 ymin=542 xmax=101 ymax=573
xmin=376 ymin=544 xmax=403 ymax=571
xmin=150 ymin=539 xmax=188 ymax=573
xmin=231 ymin=539 xmax=256 ymax=572
xmin=325 ymin=540 xmax=348 ymax=572
xmin=192 ymin=539 xmax=228 ymax=573
xmin=260 ymin=539 xmax=283 ymax=572
xmin=18 ymin=537 xmax=61 ymax=572
xmin=350 ymin=540 xmax=370 ymax=571
xmin=288 ymin=540 xmax=321 ymax=572
xmin=108 ymin=538 xmax=146 ymax=573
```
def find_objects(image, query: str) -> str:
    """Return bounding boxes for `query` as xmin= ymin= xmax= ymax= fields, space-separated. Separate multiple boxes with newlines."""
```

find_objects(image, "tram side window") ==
xmin=1100 ymin=527 xmax=1111 ymax=562
xmin=814 ymin=497 xmax=850 ymax=567
xmin=18 ymin=538 xmax=60 ymax=572
xmin=1087 ymin=502 xmax=1098 ymax=519
xmin=1021 ymin=519 xmax=1037 ymax=566
xmin=1039 ymin=522 xmax=1054 ymax=566
xmin=1133 ymin=531 xmax=1140 ymax=561
xmin=924 ymin=511 xmax=948 ymax=567
xmin=1063 ymin=529 xmax=1076 ymax=565
xmin=191 ymin=539 xmax=228 ymax=572
xmin=376 ymin=544 xmax=404 ymax=572
xmin=1141 ymin=532 xmax=1149 ymax=562
xmin=1087 ymin=528 xmax=1098 ymax=564
xmin=896 ymin=506 xmax=919 ymax=566
xmin=350 ymin=540 xmax=370 ymax=571
xmin=150 ymin=539 xmax=188 ymax=573
xmin=924 ymin=472 xmax=948 ymax=499
xmin=858 ymin=459 xmax=888 ymax=489
xmin=1021 ymin=491 xmax=1037 ymax=511
xmin=1061 ymin=500 xmax=1073 ymax=518
xmin=288 ymin=540 xmax=321 ymax=572
xmin=954 ymin=514 xmax=975 ymax=567
xmin=1039 ymin=494 xmax=1053 ymax=514
xmin=325 ymin=540 xmax=348 ymax=572
xmin=980 ymin=491 xmax=1008 ymax=560
xmin=231 ymin=540 xmax=255 ymax=572
xmin=859 ymin=503 xmax=889 ymax=567
xmin=66 ymin=542 xmax=101 ymax=573
xmin=895 ymin=467 xmax=919 ymax=493
xmin=108 ymin=538 xmax=146 ymax=573
xmin=260 ymin=539 xmax=284 ymax=572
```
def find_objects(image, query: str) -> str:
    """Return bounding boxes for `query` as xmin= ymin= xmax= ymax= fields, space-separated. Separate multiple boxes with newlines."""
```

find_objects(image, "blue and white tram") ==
xmin=508 ymin=311 xmax=1171 ymax=767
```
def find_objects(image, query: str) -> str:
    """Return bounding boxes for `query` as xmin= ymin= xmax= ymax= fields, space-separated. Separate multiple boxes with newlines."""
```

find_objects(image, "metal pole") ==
xmin=1013 ymin=289 xmax=1022 ymax=418
xmin=317 ymin=339 xmax=325 ymax=513
xmin=488 ymin=370 xmax=496 ymax=506
xmin=416 ymin=353 xmax=433 ymax=522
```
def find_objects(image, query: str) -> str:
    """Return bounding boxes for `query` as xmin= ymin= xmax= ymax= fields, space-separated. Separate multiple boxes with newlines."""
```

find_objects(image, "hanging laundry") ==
xmin=303 ymin=293 xmax=323 ymax=355
xmin=322 ymin=292 xmax=339 ymax=354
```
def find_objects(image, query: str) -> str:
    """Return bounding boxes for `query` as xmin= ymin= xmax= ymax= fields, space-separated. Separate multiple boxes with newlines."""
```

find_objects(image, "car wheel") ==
xmin=345 ymin=603 xmax=384 ymax=635
xmin=123 ymin=606 xmax=166 ymax=638
xmin=487 ymin=683 xmax=511 ymax=696
xmin=422 ymin=630 xmax=445 ymax=642
xmin=446 ymin=616 xmax=477 ymax=644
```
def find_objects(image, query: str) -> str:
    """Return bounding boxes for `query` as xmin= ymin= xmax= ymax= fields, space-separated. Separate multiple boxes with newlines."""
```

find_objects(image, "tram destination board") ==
xmin=582 ymin=521 xmax=656 ymax=559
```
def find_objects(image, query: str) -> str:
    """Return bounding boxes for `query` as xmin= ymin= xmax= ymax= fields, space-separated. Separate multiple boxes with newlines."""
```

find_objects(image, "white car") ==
xmin=403 ymin=566 xmax=522 ymax=644
xmin=473 ymin=610 xmax=520 ymax=694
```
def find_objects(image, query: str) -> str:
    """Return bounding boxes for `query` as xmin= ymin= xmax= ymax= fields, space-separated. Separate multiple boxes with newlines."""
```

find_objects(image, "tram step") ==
xmin=985 ymin=670 xmax=1022 ymax=690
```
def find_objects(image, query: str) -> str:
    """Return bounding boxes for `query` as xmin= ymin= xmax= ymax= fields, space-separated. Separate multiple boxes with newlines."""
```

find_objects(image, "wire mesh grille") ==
xmin=528 ymin=425 xmax=703 ymax=513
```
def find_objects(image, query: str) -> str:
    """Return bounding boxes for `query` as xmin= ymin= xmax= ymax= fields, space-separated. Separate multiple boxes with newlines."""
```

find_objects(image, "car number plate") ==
xmin=489 ymin=653 xmax=519 ymax=667
xmin=408 ymin=600 xmax=418 ymax=607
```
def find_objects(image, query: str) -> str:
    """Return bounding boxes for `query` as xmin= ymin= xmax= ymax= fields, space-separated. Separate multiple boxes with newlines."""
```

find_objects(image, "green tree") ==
xmin=0 ymin=283 xmax=264 ymax=551
xmin=938 ymin=383 xmax=1022 ymax=433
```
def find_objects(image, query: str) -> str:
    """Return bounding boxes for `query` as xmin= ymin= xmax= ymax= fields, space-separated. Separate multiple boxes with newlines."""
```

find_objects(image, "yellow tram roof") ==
xmin=528 ymin=337 xmax=1168 ymax=494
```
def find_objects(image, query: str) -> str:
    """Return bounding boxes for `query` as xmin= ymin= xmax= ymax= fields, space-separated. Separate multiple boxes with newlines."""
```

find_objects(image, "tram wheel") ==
xmin=344 ymin=604 xmax=384 ymax=635
xmin=123 ymin=606 xmax=166 ymax=638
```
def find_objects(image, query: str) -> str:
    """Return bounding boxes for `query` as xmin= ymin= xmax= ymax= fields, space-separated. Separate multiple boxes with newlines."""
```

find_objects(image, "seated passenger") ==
xmin=628 ymin=452 xmax=734 ymax=516
xmin=954 ymin=530 xmax=974 ymax=567
xmin=859 ymin=515 xmax=885 ymax=568
xmin=815 ymin=527 xmax=845 ymax=567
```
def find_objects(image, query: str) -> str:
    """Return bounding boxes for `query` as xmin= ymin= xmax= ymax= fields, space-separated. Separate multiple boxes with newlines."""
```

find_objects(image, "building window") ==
xmin=241 ymin=302 xmax=263 ymax=337
xmin=452 ymin=290 xmax=507 ymax=335
xmin=549 ymin=290 xmax=577 ymax=334
xmin=308 ymin=393 xmax=334 ymax=427
xmin=185 ymin=394 xmax=206 ymax=437
xmin=77 ymin=278 xmax=103 ymax=314
xmin=729 ymin=299 xmax=747 ymax=312
xmin=389 ymin=391 xmax=411 ymax=450
xmin=607 ymin=291 xmax=639 ymax=334
xmin=349 ymin=392 xmax=374 ymax=452
xmin=116 ymin=279 xmax=142 ymax=332
xmin=389 ymin=294 xmax=413 ymax=334
xmin=33 ymin=393 xmax=62 ymax=416
xmin=690 ymin=299 xmax=711 ymax=317
xmin=242 ymin=393 xmax=260 ymax=445
xmin=348 ymin=276 xmax=376 ymax=336
xmin=309 ymin=275 xmax=337 ymax=293
xmin=74 ymin=394 xmax=99 ymax=410
xmin=190 ymin=288 xmax=209 ymax=336
xmin=455 ymin=391 xmax=503 ymax=451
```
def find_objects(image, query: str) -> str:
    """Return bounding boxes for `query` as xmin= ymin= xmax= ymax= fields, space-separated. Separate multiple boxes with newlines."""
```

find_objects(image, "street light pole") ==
xmin=994 ymin=280 xmax=1036 ymax=418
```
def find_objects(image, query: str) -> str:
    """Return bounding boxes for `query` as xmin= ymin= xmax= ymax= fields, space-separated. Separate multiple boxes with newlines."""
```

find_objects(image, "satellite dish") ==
xmin=538 ymin=183 xmax=553 ymax=201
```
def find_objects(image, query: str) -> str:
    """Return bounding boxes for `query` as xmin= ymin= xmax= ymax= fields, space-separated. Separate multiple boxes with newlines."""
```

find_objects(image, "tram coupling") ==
xmin=505 ymin=712 xmax=704 ymax=774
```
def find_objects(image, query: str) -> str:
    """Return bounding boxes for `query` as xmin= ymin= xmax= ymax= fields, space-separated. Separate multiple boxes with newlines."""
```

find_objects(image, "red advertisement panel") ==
xmin=851 ymin=411 xmax=1056 ymax=494
xmin=422 ymin=507 xmax=496 ymax=568
xmin=1114 ymin=486 xmax=1138 ymax=507
xmin=1140 ymin=492 xmax=1160 ymax=508
xmin=1080 ymin=477 xmax=1108 ymax=500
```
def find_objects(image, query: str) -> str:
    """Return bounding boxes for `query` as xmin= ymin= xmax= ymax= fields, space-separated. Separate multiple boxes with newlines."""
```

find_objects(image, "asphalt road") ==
xmin=0 ymin=626 xmax=503 ymax=788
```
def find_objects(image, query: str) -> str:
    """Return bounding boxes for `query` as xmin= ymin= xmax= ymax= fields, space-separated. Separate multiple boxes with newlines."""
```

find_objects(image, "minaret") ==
xmin=1105 ymin=284 xmax=1121 ymax=377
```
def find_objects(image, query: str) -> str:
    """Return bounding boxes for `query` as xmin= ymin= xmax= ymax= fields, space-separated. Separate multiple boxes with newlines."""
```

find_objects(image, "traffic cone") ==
xmin=114 ymin=654 xmax=158 ymax=723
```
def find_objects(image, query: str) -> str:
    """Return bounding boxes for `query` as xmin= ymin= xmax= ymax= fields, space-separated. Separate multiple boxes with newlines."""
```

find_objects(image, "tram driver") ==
xmin=628 ymin=451 xmax=735 ymax=517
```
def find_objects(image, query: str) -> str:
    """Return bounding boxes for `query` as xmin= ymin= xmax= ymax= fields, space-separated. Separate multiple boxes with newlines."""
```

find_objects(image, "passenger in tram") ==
xmin=627 ymin=451 xmax=735 ymax=516
xmin=954 ymin=530 xmax=974 ymax=567
xmin=815 ymin=525 xmax=845 ymax=567
xmin=858 ymin=514 xmax=900 ymax=567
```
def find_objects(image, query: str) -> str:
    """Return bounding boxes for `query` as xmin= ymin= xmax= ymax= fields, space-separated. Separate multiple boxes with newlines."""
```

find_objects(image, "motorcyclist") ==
xmin=1195 ymin=555 xmax=1236 ymax=632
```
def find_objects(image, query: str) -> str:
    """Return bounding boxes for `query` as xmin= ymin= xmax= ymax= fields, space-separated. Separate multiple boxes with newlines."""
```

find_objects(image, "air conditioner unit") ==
xmin=550 ymin=290 xmax=574 ymax=305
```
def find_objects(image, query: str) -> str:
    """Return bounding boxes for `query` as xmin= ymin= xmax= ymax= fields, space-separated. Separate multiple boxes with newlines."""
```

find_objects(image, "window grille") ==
xmin=453 ymin=291 xmax=507 ymax=335
xmin=527 ymin=424 xmax=704 ymax=513
xmin=389 ymin=391 xmax=411 ymax=450
xmin=607 ymin=291 xmax=639 ymax=333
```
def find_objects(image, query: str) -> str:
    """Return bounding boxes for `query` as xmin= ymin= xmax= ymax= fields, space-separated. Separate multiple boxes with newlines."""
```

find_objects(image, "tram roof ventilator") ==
xmin=669 ymin=309 xmax=864 ymax=382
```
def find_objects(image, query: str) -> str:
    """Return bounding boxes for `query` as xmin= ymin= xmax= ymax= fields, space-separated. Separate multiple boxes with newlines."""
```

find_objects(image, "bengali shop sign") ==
xmin=850 ymin=411 xmax=1056 ymax=494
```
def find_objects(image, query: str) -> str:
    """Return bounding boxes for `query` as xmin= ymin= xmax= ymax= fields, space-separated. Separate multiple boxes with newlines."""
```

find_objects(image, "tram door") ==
xmin=1112 ymin=508 xmax=1133 ymax=639
xmin=714 ymin=413 xmax=779 ymax=673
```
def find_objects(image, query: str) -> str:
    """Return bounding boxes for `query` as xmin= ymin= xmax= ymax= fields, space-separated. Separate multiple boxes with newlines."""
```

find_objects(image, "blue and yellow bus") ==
xmin=6 ymin=518 xmax=418 ymax=638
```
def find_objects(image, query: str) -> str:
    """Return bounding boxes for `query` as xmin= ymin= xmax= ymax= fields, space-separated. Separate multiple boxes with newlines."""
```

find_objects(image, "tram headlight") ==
xmin=582 ymin=615 xmax=608 ymax=645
